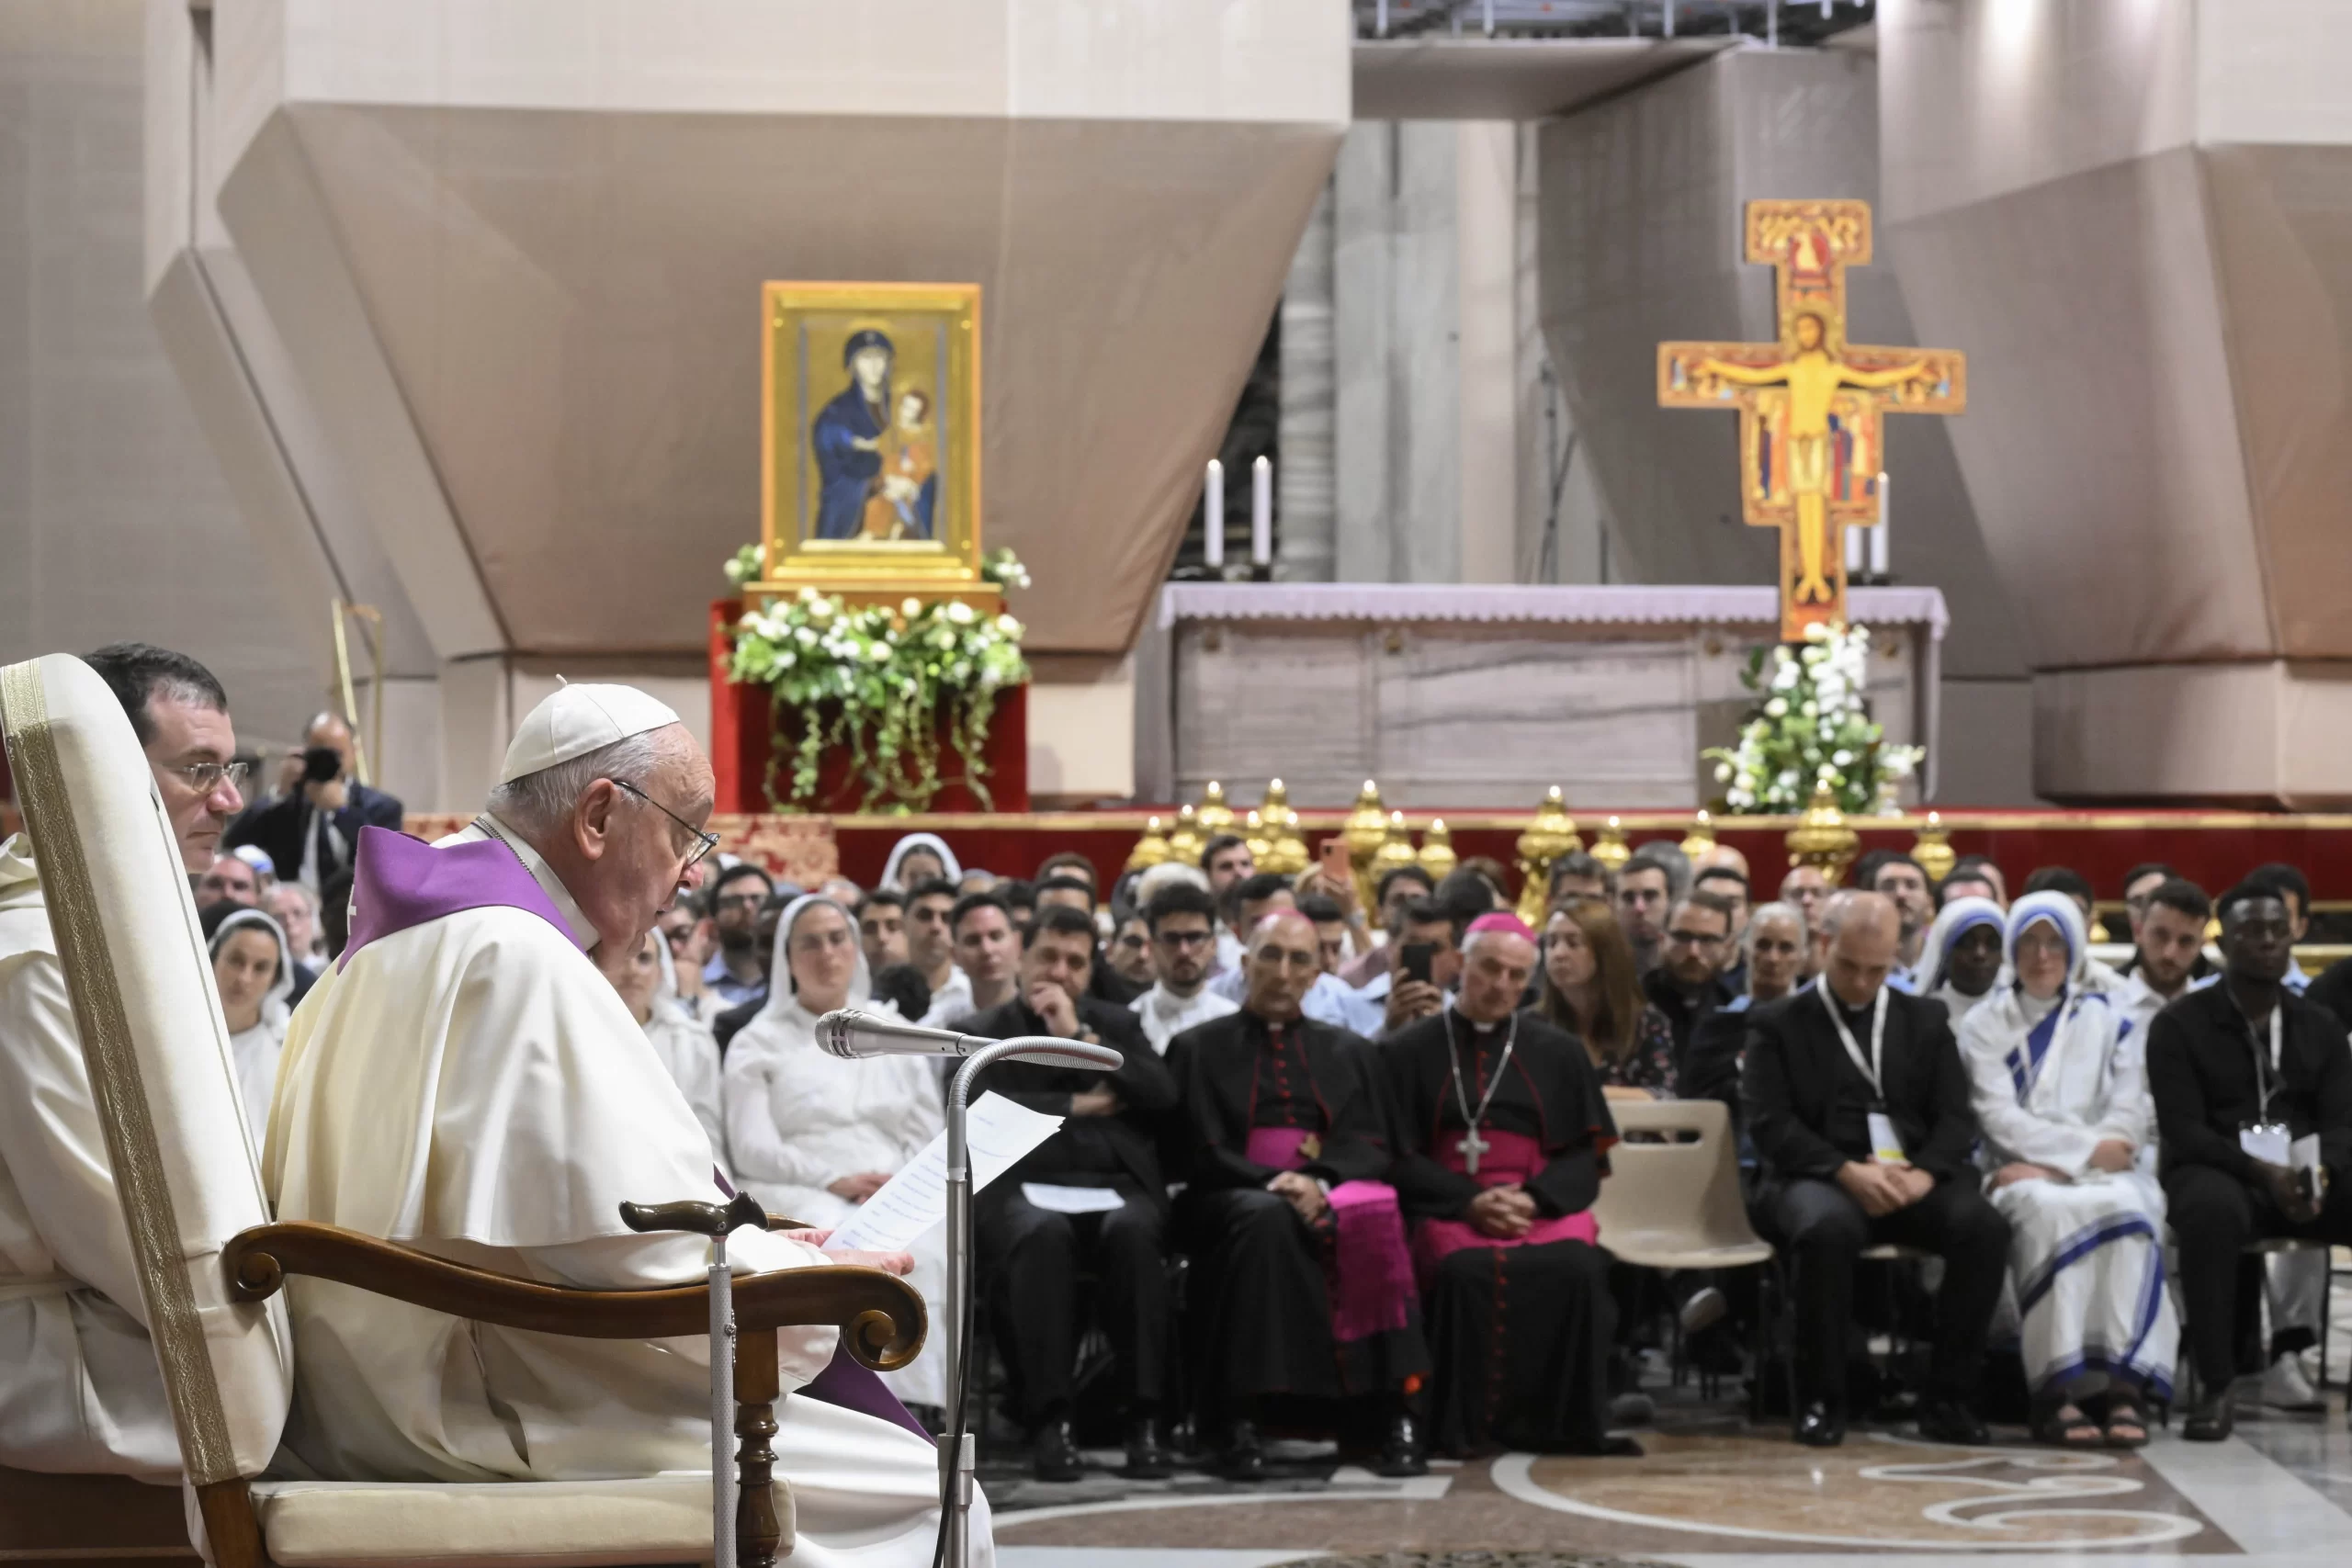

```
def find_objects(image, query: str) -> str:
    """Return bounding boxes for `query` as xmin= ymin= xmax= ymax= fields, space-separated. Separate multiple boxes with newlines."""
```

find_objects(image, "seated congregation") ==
xmin=5 ymin=648 xmax=2351 ymax=1568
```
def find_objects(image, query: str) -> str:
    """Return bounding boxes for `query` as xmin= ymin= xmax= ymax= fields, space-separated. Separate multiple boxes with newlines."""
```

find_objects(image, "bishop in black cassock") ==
xmin=1165 ymin=909 xmax=1429 ymax=1479
xmin=1384 ymin=913 xmax=1626 ymax=1456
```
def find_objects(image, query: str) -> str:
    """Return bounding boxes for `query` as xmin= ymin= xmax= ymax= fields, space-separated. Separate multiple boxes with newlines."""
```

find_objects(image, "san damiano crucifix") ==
xmin=1658 ymin=199 xmax=1966 ymax=643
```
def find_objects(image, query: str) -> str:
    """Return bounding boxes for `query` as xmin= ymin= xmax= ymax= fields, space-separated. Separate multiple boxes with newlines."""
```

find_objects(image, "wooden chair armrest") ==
xmin=224 ymin=1221 xmax=923 ymax=1371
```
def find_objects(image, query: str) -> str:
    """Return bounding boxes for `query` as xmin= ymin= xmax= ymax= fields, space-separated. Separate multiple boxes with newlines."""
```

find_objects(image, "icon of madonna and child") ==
xmin=810 ymin=327 xmax=939 ymax=542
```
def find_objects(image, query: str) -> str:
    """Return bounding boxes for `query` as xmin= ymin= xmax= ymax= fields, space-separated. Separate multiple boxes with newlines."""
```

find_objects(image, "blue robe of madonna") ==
xmin=811 ymin=384 xmax=888 ymax=541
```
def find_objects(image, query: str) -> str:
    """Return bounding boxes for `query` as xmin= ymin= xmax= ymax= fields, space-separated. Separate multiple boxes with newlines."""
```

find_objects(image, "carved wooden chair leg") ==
xmin=197 ymin=1480 xmax=267 ymax=1568
xmin=735 ymin=1327 xmax=784 ymax=1568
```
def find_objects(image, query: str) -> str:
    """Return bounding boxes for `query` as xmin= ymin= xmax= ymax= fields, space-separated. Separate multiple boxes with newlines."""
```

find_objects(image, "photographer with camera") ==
xmin=222 ymin=710 xmax=402 ymax=895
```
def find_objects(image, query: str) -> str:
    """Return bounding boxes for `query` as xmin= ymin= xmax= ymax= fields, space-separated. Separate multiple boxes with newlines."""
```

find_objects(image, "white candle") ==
xmin=1204 ymin=458 xmax=1224 ymax=568
xmin=1251 ymin=456 xmax=1272 ymax=566
xmin=1843 ymin=523 xmax=1864 ymax=578
xmin=1871 ymin=469 xmax=1891 ymax=577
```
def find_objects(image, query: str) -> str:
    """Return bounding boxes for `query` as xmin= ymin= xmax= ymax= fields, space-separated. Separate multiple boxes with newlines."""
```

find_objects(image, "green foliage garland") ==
xmin=1703 ymin=620 xmax=1925 ymax=815
xmin=725 ymin=546 xmax=1031 ymax=813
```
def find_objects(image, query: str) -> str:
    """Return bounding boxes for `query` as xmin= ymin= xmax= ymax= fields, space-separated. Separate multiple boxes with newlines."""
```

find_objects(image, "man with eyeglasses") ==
xmin=1 ymin=642 xmax=243 ymax=1480
xmin=1643 ymin=889 xmax=1738 ymax=1077
xmin=1129 ymin=882 xmax=1237 ymax=1054
xmin=700 ymin=860 xmax=775 ymax=1006
xmin=266 ymin=682 xmax=982 ymax=1564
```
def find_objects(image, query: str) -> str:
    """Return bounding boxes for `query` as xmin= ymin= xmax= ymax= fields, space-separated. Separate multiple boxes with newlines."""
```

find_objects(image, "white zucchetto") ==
xmin=498 ymin=683 xmax=682 ymax=784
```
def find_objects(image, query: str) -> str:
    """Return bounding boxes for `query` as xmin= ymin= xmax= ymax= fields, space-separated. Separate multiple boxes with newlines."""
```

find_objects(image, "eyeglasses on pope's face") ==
xmin=610 ymin=779 xmax=719 ymax=874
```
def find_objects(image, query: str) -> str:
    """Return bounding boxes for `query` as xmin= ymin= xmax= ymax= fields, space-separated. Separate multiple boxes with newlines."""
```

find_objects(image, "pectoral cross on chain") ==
xmin=1456 ymin=1128 xmax=1491 ymax=1179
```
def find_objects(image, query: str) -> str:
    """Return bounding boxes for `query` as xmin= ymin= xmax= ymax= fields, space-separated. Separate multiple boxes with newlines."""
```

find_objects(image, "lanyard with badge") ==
xmin=1821 ymin=985 xmax=1906 ymax=1163
xmin=2239 ymin=1004 xmax=2292 ymax=1167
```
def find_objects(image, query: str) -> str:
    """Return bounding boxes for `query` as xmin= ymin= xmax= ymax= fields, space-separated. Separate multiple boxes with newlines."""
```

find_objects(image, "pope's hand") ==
xmin=827 ymin=1248 xmax=914 ymax=1278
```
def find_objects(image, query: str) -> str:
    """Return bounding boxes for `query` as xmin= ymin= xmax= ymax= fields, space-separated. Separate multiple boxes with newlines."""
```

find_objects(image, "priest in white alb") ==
xmin=265 ymin=683 xmax=989 ymax=1567
xmin=0 ymin=643 xmax=245 ymax=1481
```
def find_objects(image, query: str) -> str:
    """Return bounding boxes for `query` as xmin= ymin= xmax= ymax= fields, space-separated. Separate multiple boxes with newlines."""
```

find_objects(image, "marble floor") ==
xmin=989 ymin=1393 xmax=2352 ymax=1568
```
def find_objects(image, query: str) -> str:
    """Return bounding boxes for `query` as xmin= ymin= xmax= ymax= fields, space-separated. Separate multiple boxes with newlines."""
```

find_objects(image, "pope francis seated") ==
xmin=265 ymin=683 xmax=988 ymax=1568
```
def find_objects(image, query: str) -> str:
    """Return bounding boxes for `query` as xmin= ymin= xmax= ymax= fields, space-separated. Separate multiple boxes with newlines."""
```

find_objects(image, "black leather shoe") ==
xmin=1123 ymin=1415 xmax=1174 ymax=1479
xmin=1220 ymin=1417 xmax=1268 ymax=1482
xmin=2184 ymin=1391 xmax=2234 ymax=1443
xmin=1795 ymin=1401 xmax=1846 ymax=1448
xmin=1918 ymin=1401 xmax=1991 ymax=1446
xmin=1374 ymin=1410 xmax=1429 ymax=1477
xmin=1032 ymin=1417 xmax=1083 ymax=1483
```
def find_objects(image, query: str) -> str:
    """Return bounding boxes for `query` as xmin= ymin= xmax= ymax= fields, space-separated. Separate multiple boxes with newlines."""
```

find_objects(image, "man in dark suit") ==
xmin=964 ymin=903 xmax=1176 ymax=1482
xmin=222 ymin=712 xmax=401 ymax=892
xmin=1743 ymin=889 xmax=2009 ymax=1448
xmin=2149 ymin=882 xmax=2352 ymax=1439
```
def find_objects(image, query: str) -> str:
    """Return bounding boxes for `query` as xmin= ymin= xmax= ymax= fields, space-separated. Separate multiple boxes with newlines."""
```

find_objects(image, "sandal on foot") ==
xmin=2103 ymin=1402 xmax=2149 ymax=1450
xmin=2035 ymin=1404 xmax=2103 ymax=1448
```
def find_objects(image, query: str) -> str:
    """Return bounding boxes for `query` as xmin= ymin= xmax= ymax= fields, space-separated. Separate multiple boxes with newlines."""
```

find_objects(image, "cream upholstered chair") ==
xmin=0 ymin=654 xmax=923 ymax=1568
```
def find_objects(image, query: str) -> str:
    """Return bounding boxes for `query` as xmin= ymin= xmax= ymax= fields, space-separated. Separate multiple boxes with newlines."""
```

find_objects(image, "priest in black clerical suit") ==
xmin=1165 ymin=908 xmax=1429 ymax=1480
xmin=1742 ymin=890 xmax=2009 ymax=1448
xmin=1384 ymin=913 xmax=1625 ymax=1457
xmin=964 ymin=904 xmax=1177 ymax=1482
xmin=2149 ymin=882 xmax=2352 ymax=1440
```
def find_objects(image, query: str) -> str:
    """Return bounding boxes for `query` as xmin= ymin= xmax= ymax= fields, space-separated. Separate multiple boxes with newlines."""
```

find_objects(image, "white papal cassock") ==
xmin=265 ymin=815 xmax=987 ymax=1567
xmin=0 ymin=835 xmax=178 ymax=1480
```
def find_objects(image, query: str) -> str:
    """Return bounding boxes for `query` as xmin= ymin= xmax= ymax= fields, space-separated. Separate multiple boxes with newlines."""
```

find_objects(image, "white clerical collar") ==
xmin=461 ymin=812 xmax=600 ymax=951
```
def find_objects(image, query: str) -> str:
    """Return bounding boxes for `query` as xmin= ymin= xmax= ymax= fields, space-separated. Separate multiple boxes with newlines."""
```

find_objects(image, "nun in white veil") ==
xmin=879 ymin=832 xmax=961 ymax=892
xmin=724 ymin=895 xmax=948 ymax=1409
xmin=1958 ymin=892 xmax=2175 ymax=1448
xmin=207 ymin=905 xmax=295 ymax=1148
xmin=604 ymin=929 xmax=728 ymax=1172
xmin=1917 ymin=896 xmax=2007 ymax=1027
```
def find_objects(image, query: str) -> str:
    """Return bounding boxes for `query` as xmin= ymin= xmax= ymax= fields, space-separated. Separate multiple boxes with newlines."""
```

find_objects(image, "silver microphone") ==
xmin=815 ymin=1009 xmax=1125 ymax=1073
xmin=816 ymin=1009 xmax=983 ymax=1059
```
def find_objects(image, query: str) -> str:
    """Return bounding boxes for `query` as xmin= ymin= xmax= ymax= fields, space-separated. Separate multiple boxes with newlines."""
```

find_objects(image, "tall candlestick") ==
xmin=1203 ymin=458 xmax=1224 ymax=568
xmin=1871 ymin=469 xmax=1890 ymax=578
xmin=1843 ymin=523 xmax=1864 ymax=579
xmin=1250 ymin=456 xmax=1272 ymax=567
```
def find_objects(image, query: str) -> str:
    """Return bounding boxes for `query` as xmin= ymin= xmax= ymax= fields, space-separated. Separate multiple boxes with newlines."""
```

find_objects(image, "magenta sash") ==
xmin=1410 ymin=1127 xmax=1598 ymax=1286
xmin=1246 ymin=1126 xmax=1415 ymax=1342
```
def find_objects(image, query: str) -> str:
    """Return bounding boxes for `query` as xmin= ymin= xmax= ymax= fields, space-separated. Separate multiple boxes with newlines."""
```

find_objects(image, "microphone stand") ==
xmin=941 ymin=1037 xmax=1123 ymax=1568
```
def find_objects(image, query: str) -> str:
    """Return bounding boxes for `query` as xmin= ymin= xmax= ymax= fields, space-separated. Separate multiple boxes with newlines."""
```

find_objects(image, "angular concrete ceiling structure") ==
xmin=1878 ymin=0 xmax=2352 ymax=806
xmin=153 ymin=0 xmax=1348 ymax=672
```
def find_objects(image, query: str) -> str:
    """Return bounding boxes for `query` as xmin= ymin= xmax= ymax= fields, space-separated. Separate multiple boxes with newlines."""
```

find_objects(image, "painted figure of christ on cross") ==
xmin=1660 ymin=199 xmax=1966 ymax=642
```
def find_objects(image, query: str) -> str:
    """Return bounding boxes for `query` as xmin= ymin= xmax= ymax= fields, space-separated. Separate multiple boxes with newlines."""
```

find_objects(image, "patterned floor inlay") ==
xmin=992 ymin=1429 xmax=2231 ymax=1553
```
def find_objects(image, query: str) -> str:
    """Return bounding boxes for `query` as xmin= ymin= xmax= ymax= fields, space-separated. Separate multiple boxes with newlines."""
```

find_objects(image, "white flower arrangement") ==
xmin=722 ymin=544 xmax=1031 ymax=811
xmin=1704 ymin=621 xmax=1924 ymax=815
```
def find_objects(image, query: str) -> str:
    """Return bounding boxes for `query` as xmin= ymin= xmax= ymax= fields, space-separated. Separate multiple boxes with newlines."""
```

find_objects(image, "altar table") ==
xmin=1131 ymin=582 xmax=1947 ymax=808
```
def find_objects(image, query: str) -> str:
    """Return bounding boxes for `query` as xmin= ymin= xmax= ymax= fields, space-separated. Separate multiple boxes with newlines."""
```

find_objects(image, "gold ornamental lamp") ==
xmin=1512 ymin=786 xmax=1584 ymax=924
xmin=1786 ymin=785 xmax=1860 ymax=886
xmin=1419 ymin=818 xmax=1459 ymax=882
xmin=1167 ymin=803 xmax=1205 ymax=867
xmin=1909 ymin=809 xmax=1956 ymax=886
xmin=1371 ymin=809 xmax=1420 ymax=886
xmin=1680 ymin=809 xmax=1717 ymax=861
xmin=1243 ymin=809 xmax=1275 ymax=869
xmin=1340 ymin=779 xmax=1389 ymax=908
xmin=1195 ymin=781 xmax=1237 ymax=839
xmin=1125 ymin=815 xmax=1172 ymax=874
xmin=1259 ymin=778 xmax=1309 ymax=874
xmin=1589 ymin=815 xmax=1633 ymax=876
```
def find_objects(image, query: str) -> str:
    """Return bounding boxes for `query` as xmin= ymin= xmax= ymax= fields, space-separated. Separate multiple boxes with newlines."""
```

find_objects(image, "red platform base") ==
xmin=708 ymin=600 xmax=1028 ymax=816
